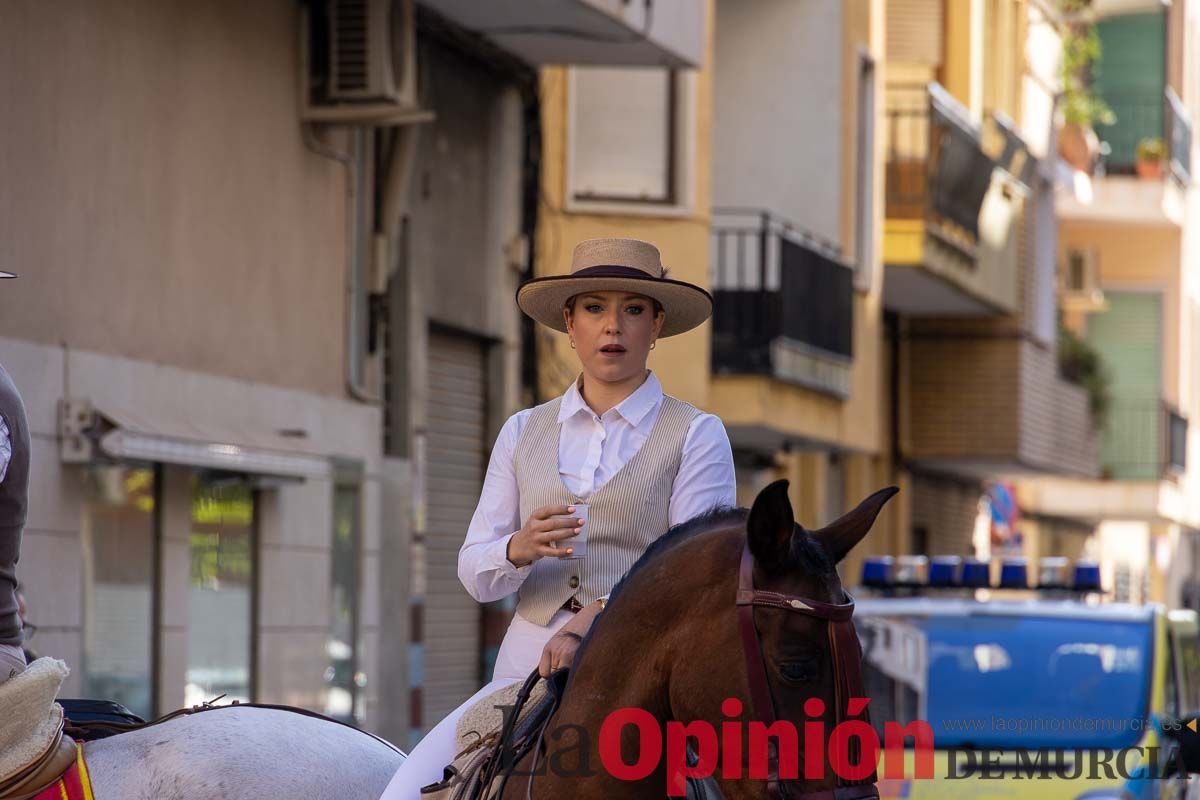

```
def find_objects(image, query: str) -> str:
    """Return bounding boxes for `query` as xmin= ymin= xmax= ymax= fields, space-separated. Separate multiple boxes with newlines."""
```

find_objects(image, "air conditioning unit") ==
xmin=301 ymin=0 xmax=432 ymax=125
xmin=1059 ymin=247 xmax=1106 ymax=312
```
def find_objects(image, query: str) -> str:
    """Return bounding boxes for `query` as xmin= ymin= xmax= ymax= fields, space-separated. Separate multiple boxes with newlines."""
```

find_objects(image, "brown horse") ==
xmin=497 ymin=479 xmax=897 ymax=799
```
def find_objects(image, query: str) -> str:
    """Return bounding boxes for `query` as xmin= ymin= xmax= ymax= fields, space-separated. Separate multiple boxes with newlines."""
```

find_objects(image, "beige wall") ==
xmin=712 ymin=0 xmax=844 ymax=245
xmin=0 ymin=0 xmax=349 ymax=397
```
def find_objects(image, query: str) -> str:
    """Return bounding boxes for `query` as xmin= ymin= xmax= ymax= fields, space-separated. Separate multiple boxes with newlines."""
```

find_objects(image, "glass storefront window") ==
xmin=325 ymin=484 xmax=361 ymax=723
xmin=185 ymin=473 xmax=254 ymax=707
xmin=82 ymin=464 xmax=156 ymax=719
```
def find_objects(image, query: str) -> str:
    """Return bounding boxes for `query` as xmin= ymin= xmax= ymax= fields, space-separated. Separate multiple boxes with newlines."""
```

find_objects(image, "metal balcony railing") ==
xmin=1101 ymin=398 xmax=1189 ymax=480
xmin=1168 ymin=405 xmax=1188 ymax=474
xmin=710 ymin=209 xmax=854 ymax=398
xmin=1167 ymin=88 xmax=1193 ymax=185
xmin=885 ymin=83 xmax=995 ymax=239
xmin=1096 ymin=88 xmax=1192 ymax=185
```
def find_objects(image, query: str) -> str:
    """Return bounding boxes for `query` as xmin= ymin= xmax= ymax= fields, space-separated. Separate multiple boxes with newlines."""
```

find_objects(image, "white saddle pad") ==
xmin=0 ymin=657 xmax=68 ymax=783
xmin=454 ymin=679 xmax=548 ymax=757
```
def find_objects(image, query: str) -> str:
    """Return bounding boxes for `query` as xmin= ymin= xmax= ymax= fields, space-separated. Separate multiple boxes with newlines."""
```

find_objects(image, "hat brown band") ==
xmin=571 ymin=265 xmax=660 ymax=279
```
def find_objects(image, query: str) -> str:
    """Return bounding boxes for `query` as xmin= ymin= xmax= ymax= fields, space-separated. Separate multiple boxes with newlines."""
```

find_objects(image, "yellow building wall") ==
xmin=533 ymin=0 xmax=714 ymax=409
xmin=940 ymin=0 xmax=1029 ymax=123
xmin=709 ymin=0 xmax=886 ymax=453
xmin=942 ymin=0 xmax=984 ymax=115
xmin=537 ymin=0 xmax=895 ymax=535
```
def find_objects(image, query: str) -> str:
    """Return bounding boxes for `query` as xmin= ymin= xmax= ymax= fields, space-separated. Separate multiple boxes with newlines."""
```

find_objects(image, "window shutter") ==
xmin=572 ymin=67 xmax=672 ymax=201
xmin=887 ymin=0 xmax=944 ymax=66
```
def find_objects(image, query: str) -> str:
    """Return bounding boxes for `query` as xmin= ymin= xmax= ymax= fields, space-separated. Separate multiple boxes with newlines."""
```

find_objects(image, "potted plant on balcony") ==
xmin=1135 ymin=137 xmax=1166 ymax=180
xmin=1057 ymin=2 xmax=1115 ymax=173
xmin=1058 ymin=321 xmax=1110 ymax=429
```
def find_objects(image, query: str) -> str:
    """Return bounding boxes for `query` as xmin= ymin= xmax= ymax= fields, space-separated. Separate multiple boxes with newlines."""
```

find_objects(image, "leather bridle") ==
xmin=736 ymin=542 xmax=879 ymax=800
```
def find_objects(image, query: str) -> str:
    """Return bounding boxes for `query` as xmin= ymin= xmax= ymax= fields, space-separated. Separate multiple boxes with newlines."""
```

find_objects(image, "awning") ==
xmin=60 ymin=398 xmax=332 ymax=480
xmin=418 ymin=0 xmax=705 ymax=68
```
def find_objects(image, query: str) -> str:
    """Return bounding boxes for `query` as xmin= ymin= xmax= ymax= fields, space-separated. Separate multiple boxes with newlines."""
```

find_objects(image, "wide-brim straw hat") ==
xmin=516 ymin=238 xmax=712 ymax=337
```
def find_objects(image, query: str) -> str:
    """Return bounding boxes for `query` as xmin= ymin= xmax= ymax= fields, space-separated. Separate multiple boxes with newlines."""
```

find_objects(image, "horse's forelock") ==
xmin=787 ymin=527 xmax=835 ymax=578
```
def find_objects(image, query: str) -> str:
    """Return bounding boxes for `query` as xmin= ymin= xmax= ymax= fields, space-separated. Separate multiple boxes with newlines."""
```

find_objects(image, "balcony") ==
xmin=1095 ymin=89 xmax=1192 ymax=185
xmin=1019 ymin=401 xmax=1194 ymax=528
xmin=418 ymin=0 xmax=704 ymax=68
xmin=905 ymin=321 xmax=1100 ymax=479
xmin=883 ymin=83 xmax=1018 ymax=316
xmin=710 ymin=209 xmax=854 ymax=399
xmin=1101 ymin=399 xmax=1189 ymax=480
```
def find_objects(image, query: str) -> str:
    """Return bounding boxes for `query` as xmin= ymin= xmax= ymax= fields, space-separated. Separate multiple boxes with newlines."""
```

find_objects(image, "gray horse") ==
xmin=83 ymin=706 xmax=404 ymax=800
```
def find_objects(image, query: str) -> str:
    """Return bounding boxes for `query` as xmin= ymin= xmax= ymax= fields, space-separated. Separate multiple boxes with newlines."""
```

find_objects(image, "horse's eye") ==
xmin=778 ymin=660 xmax=816 ymax=683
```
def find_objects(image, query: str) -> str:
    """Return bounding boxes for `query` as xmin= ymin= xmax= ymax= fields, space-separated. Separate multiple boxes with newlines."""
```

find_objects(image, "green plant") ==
xmin=1136 ymin=137 xmax=1166 ymax=163
xmin=1059 ymin=322 xmax=1111 ymax=426
xmin=1059 ymin=8 xmax=1116 ymax=128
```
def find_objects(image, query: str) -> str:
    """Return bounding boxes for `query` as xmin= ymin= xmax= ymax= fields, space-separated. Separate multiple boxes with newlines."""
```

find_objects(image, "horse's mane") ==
xmin=601 ymin=504 xmax=834 ymax=610
xmin=600 ymin=506 xmax=835 ymax=614
xmin=569 ymin=505 xmax=837 ymax=675
xmin=602 ymin=504 xmax=745 ymax=607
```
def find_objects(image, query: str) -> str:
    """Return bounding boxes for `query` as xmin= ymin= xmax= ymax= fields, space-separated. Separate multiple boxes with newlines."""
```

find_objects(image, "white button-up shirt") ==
xmin=458 ymin=372 xmax=736 ymax=604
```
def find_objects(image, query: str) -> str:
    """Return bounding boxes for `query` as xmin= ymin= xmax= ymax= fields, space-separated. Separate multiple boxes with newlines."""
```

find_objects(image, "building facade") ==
xmin=0 ymin=0 xmax=707 ymax=751
xmin=1020 ymin=0 xmax=1200 ymax=608
xmin=881 ymin=0 xmax=1103 ymax=563
xmin=0 ymin=0 xmax=387 ymax=731
xmin=705 ymin=0 xmax=895 ymax=586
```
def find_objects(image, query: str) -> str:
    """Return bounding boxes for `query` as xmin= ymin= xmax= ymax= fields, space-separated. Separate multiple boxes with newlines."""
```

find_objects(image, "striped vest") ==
xmin=512 ymin=394 xmax=700 ymax=626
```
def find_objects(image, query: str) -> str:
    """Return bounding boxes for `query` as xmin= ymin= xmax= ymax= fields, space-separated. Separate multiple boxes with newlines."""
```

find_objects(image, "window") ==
xmin=186 ymin=473 xmax=255 ymax=707
xmin=81 ymin=464 xmax=156 ymax=719
xmin=568 ymin=67 xmax=692 ymax=209
xmin=326 ymin=483 xmax=361 ymax=723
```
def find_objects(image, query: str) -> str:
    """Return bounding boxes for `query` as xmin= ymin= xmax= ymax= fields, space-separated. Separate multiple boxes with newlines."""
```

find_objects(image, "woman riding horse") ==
xmin=379 ymin=237 xmax=737 ymax=797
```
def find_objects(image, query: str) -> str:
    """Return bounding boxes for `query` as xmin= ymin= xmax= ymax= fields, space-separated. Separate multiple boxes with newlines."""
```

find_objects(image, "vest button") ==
xmin=568 ymin=576 xmax=580 ymax=589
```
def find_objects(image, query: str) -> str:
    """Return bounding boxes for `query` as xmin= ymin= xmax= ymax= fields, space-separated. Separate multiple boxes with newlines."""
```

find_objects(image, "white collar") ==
xmin=558 ymin=371 xmax=663 ymax=427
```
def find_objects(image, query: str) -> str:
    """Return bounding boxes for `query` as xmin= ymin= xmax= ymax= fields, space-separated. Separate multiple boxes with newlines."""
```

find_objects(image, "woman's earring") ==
xmin=650 ymin=341 xmax=656 ymax=350
xmin=570 ymin=340 xmax=576 ymax=349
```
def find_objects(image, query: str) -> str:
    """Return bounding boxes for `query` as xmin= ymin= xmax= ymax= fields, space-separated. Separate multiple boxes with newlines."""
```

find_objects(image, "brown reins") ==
xmin=736 ymin=542 xmax=879 ymax=800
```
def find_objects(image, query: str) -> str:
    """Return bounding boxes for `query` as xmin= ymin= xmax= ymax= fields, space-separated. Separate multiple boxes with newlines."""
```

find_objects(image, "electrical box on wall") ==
xmin=301 ymin=0 xmax=433 ymax=125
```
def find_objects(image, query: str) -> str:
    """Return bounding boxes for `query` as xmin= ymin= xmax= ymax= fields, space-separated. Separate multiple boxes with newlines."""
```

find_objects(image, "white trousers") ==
xmin=378 ymin=608 xmax=574 ymax=799
xmin=0 ymin=643 xmax=25 ymax=684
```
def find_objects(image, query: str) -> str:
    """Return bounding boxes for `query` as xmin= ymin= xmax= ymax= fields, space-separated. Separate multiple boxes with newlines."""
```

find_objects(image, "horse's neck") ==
xmin=505 ymin=591 xmax=679 ymax=798
xmin=507 ymin=528 xmax=742 ymax=798
xmin=506 ymin=573 xmax=700 ymax=796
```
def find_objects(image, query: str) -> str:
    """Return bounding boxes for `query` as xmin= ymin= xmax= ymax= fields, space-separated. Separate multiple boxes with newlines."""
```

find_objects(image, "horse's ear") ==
xmin=747 ymin=479 xmax=795 ymax=568
xmin=814 ymin=486 xmax=899 ymax=563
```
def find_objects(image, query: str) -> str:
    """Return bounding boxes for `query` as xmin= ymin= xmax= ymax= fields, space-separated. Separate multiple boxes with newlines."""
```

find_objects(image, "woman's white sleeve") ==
xmin=668 ymin=413 xmax=737 ymax=527
xmin=457 ymin=411 xmax=534 ymax=603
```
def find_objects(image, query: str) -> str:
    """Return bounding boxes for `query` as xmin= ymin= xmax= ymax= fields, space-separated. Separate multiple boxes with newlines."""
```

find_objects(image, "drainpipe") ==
xmin=302 ymin=122 xmax=379 ymax=404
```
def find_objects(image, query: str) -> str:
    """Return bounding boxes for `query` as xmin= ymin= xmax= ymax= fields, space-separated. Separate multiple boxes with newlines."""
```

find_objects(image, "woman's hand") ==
xmin=538 ymin=600 xmax=603 ymax=677
xmin=506 ymin=505 xmax=583 ymax=567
